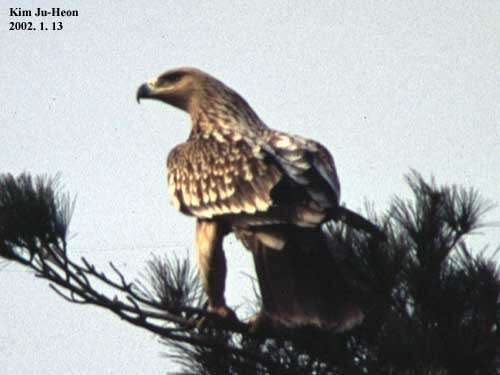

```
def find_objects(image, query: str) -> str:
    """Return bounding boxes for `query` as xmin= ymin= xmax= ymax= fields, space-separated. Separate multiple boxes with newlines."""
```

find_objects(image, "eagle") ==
xmin=137 ymin=67 xmax=382 ymax=332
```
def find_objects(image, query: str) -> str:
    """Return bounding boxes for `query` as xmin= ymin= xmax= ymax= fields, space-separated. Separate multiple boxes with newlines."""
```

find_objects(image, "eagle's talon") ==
xmin=195 ymin=316 xmax=210 ymax=330
xmin=209 ymin=305 xmax=238 ymax=320
xmin=247 ymin=312 xmax=273 ymax=334
xmin=196 ymin=305 xmax=238 ymax=330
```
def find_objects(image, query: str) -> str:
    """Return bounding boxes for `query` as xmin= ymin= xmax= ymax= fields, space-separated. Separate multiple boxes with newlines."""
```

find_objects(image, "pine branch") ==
xmin=1 ymin=171 xmax=499 ymax=375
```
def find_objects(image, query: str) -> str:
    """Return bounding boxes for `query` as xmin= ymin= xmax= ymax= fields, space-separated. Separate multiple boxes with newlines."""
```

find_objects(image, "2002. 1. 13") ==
xmin=9 ymin=21 xmax=63 ymax=31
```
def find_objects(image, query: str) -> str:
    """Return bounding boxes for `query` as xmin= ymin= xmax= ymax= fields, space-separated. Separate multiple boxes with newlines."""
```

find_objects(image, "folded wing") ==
xmin=167 ymin=128 xmax=340 ymax=226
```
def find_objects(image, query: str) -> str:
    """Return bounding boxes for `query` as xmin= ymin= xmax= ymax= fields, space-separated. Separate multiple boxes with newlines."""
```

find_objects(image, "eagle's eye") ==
xmin=159 ymin=72 xmax=184 ymax=85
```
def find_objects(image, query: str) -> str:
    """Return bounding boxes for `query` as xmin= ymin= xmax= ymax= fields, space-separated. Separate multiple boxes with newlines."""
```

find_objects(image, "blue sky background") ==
xmin=1 ymin=1 xmax=499 ymax=374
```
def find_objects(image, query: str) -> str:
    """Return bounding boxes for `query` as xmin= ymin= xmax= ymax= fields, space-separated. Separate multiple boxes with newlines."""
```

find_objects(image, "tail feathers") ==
xmin=236 ymin=226 xmax=364 ymax=332
xmin=328 ymin=302 xmax=364 ymax=332
xmin=265 ymin=299 xmax=363 ymax=333
xmin=336 ymin=206 xmax=386 ymax=241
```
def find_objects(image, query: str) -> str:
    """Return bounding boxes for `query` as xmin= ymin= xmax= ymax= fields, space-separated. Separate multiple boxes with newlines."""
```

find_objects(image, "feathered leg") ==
xmin=195 ymin=219 xmax=236 ymax=320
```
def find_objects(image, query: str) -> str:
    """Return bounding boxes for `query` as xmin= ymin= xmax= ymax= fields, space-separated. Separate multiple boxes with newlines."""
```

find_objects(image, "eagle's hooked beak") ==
xmin=136 ymin=76 xmax=187 ymax=111
xmin=136 ymin=83 xmax=152 ymax=104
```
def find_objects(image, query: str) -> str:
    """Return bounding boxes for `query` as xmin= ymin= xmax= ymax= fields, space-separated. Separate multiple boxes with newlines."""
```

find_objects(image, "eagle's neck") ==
xmin=188 ymin=82 xmax=267 ymax=137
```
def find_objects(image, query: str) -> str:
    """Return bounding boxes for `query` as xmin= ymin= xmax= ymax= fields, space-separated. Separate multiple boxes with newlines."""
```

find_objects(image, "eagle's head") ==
xmin=136 ymin=67 xmax=211 ymax=112
xmin=137 ymin=67 xmax=265 ymax=132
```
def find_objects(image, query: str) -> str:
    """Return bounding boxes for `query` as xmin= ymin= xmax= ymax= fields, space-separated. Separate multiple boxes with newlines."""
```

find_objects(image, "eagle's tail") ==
xmin=335 ymin=206 xmax=386 ymax=241
xmin=236 ymin=226 xmax=364 ymax=332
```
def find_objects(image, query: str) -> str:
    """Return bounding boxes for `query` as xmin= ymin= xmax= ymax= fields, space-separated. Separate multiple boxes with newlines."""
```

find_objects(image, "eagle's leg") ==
xmin=195 ymin=219 xmax=236 ymax=321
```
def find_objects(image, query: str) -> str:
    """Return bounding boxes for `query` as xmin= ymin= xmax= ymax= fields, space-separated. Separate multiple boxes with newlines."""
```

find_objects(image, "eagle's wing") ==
xmin=167 ymin=129 xmax=340 ymax=226
xmin=167 ymin=131 xmax=282 ymax=219
xmin=261 ymin=130 xmax=340 ymax=209
xmin=167 ymin=127 xmax=340 ymax=225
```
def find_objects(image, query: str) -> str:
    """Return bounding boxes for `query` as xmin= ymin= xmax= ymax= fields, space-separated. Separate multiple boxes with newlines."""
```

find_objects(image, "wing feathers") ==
xmin=262 ymin=130 xmax=340 ymax=207
xmin=167 ymin=127 xmax=339 ymax=225
xmin=167 ymin=131 xmax=281 ymax=218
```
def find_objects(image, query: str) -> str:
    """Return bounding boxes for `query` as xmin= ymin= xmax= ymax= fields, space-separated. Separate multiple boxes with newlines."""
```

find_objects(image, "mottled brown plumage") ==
xmin=167 ymin=130 xmax=282 ymax=219
xmin=137 ymin=67 xmax=364 ymax=331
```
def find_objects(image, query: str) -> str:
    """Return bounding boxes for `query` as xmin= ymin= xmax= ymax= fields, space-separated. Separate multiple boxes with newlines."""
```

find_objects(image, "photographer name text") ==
xmin=10 ymin=7 xmax=78 ymax=17
xmin=9 ymin=7 xmax=79 ymax=31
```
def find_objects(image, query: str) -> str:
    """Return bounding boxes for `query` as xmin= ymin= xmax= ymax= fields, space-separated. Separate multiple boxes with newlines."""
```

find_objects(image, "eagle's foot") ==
xmin=209 ymin=305 xmax=238 ymax=320
xmin=247 ymin=311 xmax=274 ymax=335
xmin=197 ymin=305 xmax=238 ymax=330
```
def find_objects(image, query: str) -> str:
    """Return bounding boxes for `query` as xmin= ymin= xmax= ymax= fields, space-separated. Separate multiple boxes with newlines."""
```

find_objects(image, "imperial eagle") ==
xmin=137 ymin=67 xmax=382 ymax=331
